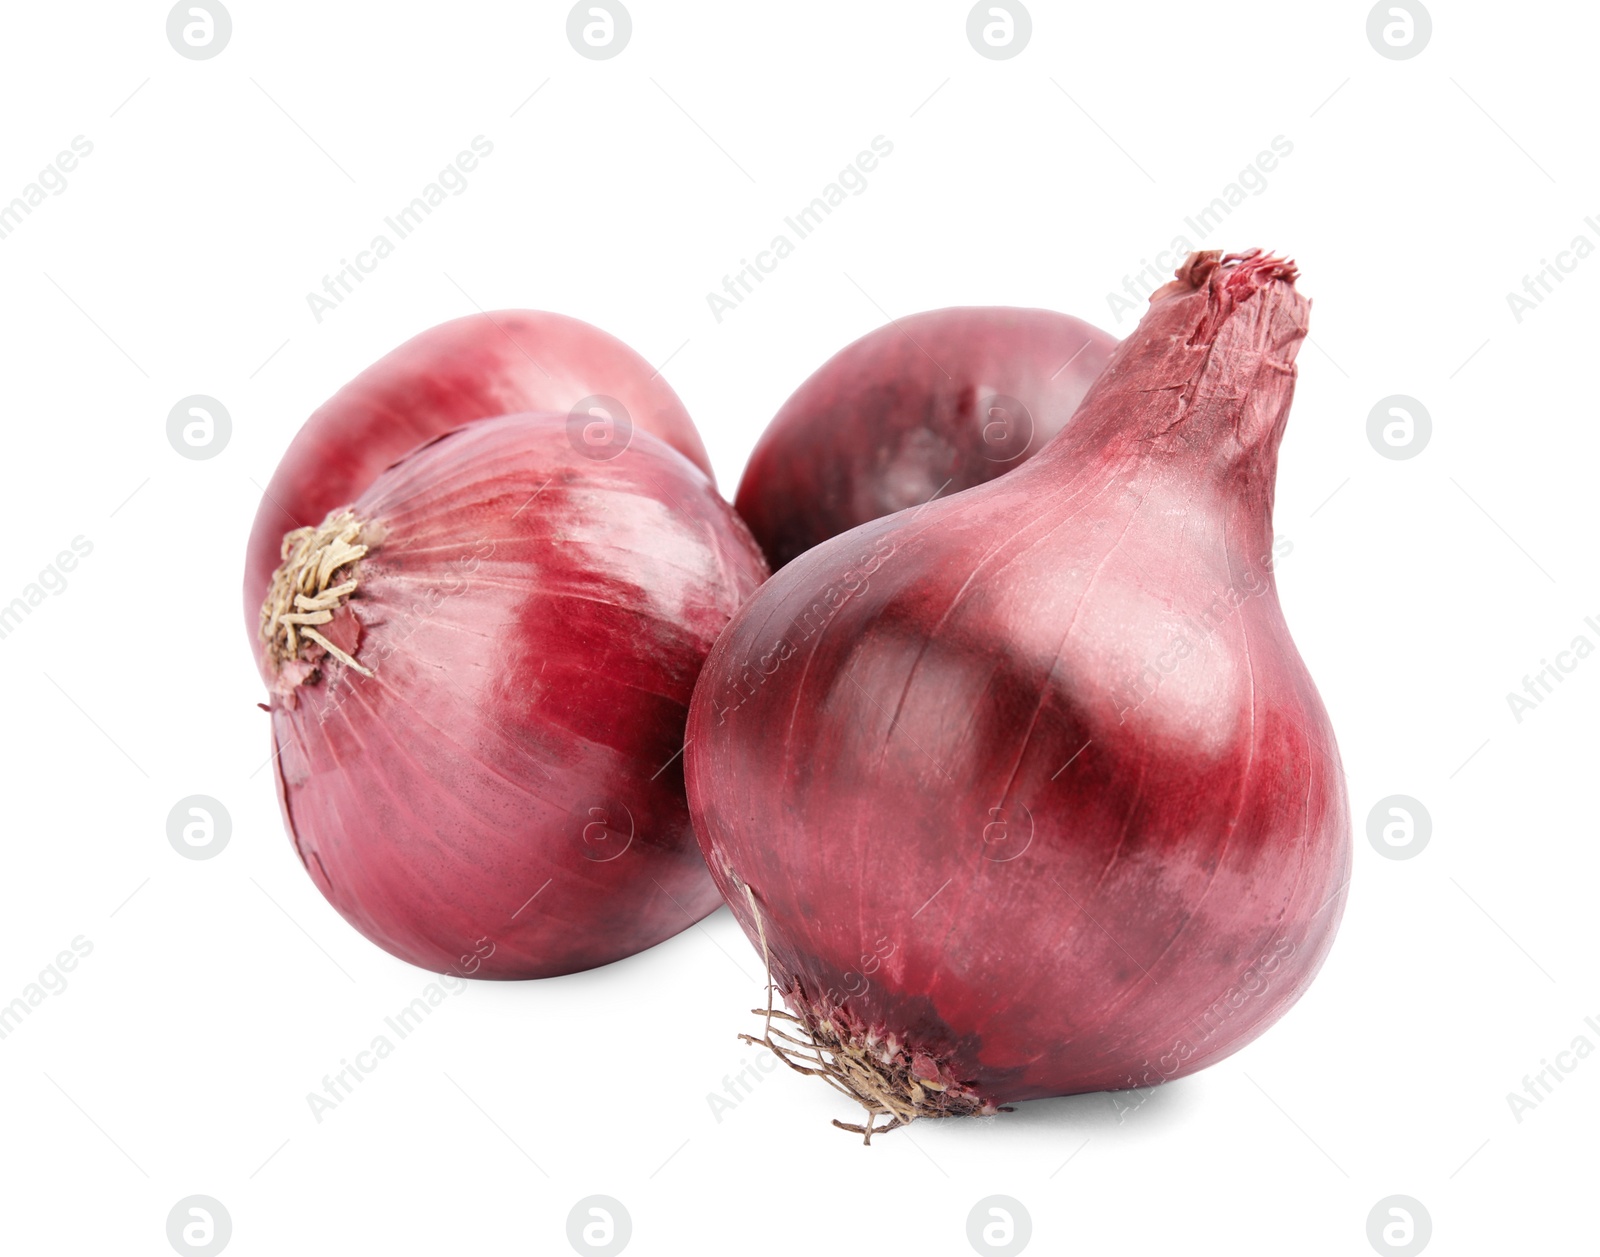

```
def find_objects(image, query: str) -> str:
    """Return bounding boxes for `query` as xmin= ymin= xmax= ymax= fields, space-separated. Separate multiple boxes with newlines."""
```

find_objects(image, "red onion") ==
xmin=244 ymin=310 xmax=712 ymax=667
xmin=734 ymin=307 xmax=1116 ymax=568
xmin=686 ymin=251 xmax=1349 ymax=1138
xmin=263 ymin=413 xmax=766 ymax=978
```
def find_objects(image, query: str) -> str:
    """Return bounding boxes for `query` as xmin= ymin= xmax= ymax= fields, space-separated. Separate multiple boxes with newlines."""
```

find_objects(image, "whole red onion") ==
xmin=735 ymin=307 xmax=1116 ymax=569
xmin=244 ymin=310 xmax=712 ymax=667
xmin=686 ymin=251 xmax=1349 ymax=1137
xmin=264 ymin=413 xmax=765 ymax=978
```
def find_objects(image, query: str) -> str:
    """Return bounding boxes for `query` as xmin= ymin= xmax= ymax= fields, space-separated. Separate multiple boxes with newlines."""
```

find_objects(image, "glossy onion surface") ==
xmin=688 ymin=253 xmax=1349 ymax=1118
xmin=268 ymin=414 xmax=765 ymax=978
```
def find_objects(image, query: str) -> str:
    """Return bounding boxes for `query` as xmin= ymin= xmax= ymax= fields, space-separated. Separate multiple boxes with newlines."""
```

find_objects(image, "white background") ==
xmin=0 ymin=2 xmax=1594 ymax=1254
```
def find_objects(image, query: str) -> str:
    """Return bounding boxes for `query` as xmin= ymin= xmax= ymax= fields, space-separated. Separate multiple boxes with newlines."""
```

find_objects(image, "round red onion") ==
xmin=686 ymin=252 xmax=1349 ymax=1138
xmin=244 ymin=310 xmax=712 ymax=667
xmin=263 ymin=413 xmax=765 ymax=978
xmin=735 ymin=307 xmax=1116 ymax=569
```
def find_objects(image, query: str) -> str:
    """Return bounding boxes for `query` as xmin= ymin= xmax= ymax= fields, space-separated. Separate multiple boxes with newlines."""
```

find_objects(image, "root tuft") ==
xmin=260 ymin=508 xmax=373 ymax=681
xmin=737 ymin=884 xmax=1005 ymax=1145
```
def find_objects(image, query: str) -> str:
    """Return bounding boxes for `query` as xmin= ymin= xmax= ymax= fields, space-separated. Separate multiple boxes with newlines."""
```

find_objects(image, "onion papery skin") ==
xmin=686 ymin=252 xmax=1349 ymax=1115
xmin=268 ymin=414 xmax=766 ymax=979
xmin=734 ymin=307 xmax=1116 ymax=570
xmin=244 ymin=310 xmax=713 ymax=668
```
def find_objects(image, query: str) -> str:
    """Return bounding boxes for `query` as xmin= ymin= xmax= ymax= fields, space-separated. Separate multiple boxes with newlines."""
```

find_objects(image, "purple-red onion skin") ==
xmin=735 ymin=308 xmax=1116 ymax=569
xmin=271 ymin=414 xmax=765 ymax=979
xmin=687 ymin=253 xmax=1349 ymax=1106
xmin=244 ymin=311 xmax=713 ymax=670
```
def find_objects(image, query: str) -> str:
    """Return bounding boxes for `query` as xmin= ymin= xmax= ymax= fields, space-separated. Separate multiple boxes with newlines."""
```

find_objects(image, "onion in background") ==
xmin=244 ymin=310 xmax=713 ymax=671
xmin=735 ymin=307 xmax=1115 ymax=569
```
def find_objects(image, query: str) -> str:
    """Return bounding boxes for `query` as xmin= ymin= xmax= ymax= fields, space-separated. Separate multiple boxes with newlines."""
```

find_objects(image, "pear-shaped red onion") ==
xmin=686 ymin=251 xmax=1349 ymax=1137
xmin=264 ymin=414 xmax=765 ymax=979
xmin=735 ymin=307 xmax=1115 ymax=569
xmin=244 ymin=311 xmax=712 ymax=669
